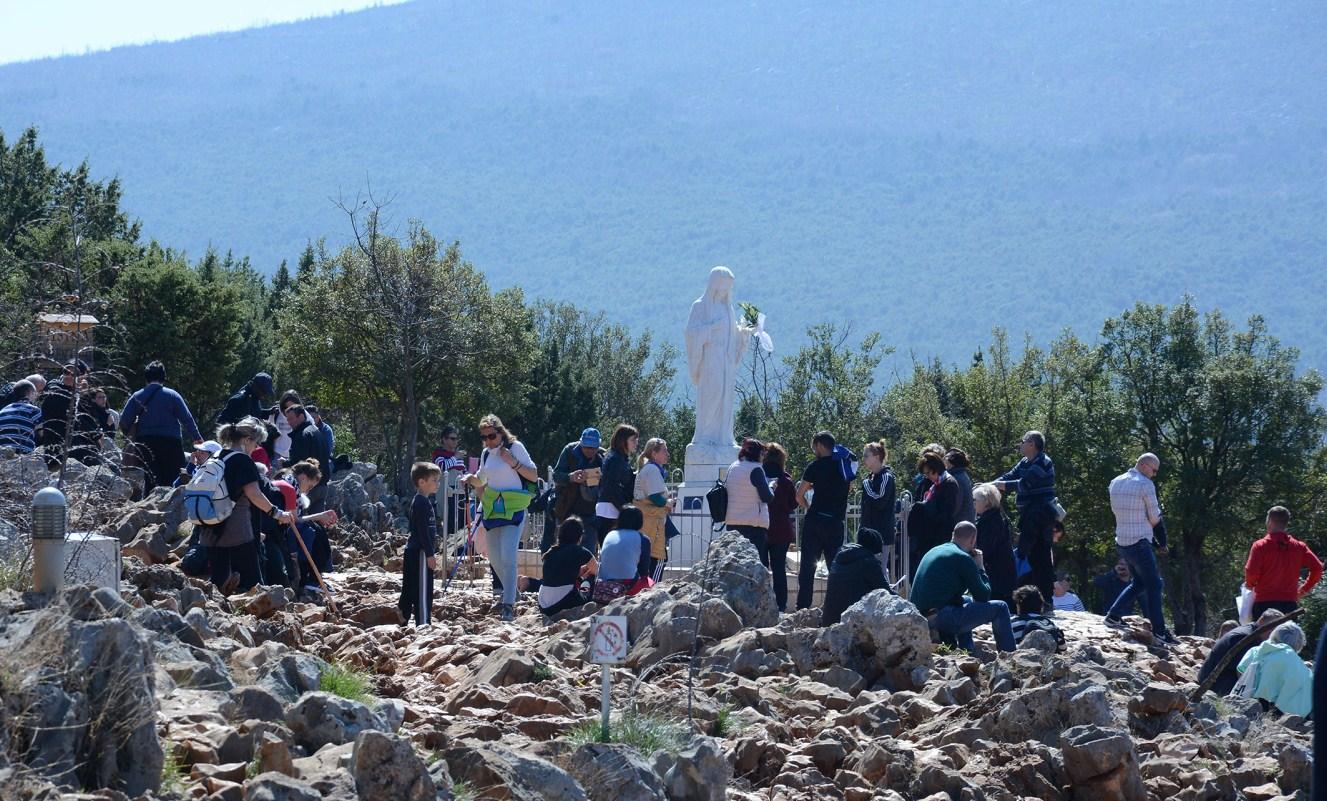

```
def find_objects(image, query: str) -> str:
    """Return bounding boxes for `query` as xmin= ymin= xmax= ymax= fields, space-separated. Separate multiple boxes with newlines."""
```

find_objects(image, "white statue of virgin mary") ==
xmin=685 ymin=266 xmax=754 ymax=451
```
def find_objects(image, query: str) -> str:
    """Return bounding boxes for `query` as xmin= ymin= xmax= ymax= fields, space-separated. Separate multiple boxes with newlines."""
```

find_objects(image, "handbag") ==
xmin=705 ymin=480 xmax=728 ymax=529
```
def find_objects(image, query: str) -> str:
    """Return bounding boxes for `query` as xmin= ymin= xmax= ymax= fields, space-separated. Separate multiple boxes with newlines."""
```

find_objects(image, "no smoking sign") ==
xmin=589 ymin=615 xmax=627 ymax=664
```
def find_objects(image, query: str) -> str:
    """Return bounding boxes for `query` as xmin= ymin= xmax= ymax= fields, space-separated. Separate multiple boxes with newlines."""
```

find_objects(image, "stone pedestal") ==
xmin=64 ymin=532 xmax=121 ymax=590
xmin=669 ymin=442 xmax=739 ymax=568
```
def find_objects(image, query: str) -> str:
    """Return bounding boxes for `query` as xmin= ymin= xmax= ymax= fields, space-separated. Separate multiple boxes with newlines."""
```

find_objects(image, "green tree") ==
xmin=1101 ymin=300 xmax=1327 ymax=633
xmin=527 ymin=300 xmax=679 ymax=457
xmin=108 ymin=247 xmax=244 ymax=416
xmin=279 ymin=204 xmax=534 ymax=492
xmin=762 ymin=324 xmax=891 ymax=468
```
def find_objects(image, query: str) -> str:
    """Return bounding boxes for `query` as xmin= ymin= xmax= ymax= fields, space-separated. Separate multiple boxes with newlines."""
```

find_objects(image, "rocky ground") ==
xmin=0 ymin=458 xmax=1314 ymax=801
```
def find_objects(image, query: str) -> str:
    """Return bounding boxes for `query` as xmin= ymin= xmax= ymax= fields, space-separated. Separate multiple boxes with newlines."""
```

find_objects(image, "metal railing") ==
xmin=433 ymin=473 xmax=915 ymax=595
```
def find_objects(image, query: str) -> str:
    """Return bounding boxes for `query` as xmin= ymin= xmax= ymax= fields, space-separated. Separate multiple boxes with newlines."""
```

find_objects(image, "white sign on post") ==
xmin=589 ymin=615 xmax=627 ymax=740
xmin=589 ymin=615 xmax=628 ymax=664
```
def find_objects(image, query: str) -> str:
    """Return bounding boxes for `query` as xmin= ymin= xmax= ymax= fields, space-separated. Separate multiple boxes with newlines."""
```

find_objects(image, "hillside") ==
xmin=2 ymin=1 xmax=1326 ymax=375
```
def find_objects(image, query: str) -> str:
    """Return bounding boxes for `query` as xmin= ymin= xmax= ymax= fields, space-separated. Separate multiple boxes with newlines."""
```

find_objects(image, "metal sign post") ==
xmin=589 ymin=615 xmax=628 ymax=740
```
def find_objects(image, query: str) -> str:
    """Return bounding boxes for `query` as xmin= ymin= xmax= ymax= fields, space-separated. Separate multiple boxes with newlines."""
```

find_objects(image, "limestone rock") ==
xmin=655 ymin=736 xmax=731 ymax=801
xmin=685 ymin=532 xmax=779 ymax=628
xmin=245 ymin=771 xmax=324 ymax=801
xmin=473 ymin=645 xmax=537 ymax=687
xmin=444 ymin=743 xmax=587 ymax=801
xmin=567 ymin=742 xmax=667 ymax=801
xmin=232 ymin=585 xmax=293 ymax=619
xmin=818 ymin=590 xmax=932 ymax=688
xmin=285 ymin=692 xmax=388 ymax=751
xmin=352 ymin=730 xmax=436 ymax=801
xmin=1060 ymin=724 xmax=1147 ymax=801
xmin=229 ymin=685 xmax=285 ymax=723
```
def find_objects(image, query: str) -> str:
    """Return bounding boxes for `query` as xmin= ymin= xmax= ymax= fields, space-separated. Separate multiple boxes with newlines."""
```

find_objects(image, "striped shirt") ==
xmin=1010 ymin=613 xmax=1065 ymax=647
xmin=1109 ymin=467 xmax=1162 ymax=547
xmin=1052 ymin=592 xmax=1086 ymax=612
xmin=0 ymin=401 xmax=41 ymax=453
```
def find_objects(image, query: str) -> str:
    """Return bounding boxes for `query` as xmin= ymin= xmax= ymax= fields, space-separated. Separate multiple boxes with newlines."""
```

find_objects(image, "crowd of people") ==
xmin=1 ymin=362 xmax=341 ymax=601
xmin=6 ymin=362 xmax=1322 ymax=718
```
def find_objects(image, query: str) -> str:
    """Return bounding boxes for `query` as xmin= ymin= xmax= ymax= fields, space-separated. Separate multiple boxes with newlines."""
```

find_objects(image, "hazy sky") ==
xmin=0 ymin=0 xmax=409 ymax=65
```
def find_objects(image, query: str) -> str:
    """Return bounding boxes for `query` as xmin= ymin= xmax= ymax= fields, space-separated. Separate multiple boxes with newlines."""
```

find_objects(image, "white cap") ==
xmin=194 ymin=440 xmax=223 ymax=455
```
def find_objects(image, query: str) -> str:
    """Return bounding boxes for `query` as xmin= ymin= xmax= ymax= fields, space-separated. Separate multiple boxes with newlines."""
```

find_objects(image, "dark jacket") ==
xmin=37 ymin=382 xmax=76 ymax=447
xmin=975 ymin=507 xmax=1017 ymax=602
xmin=1197 ymin=623 xmax=1258 ymax=697
xmin=552 ymin=441 xmax=604 ymax=519
xmin=767 ymin=471 xmax=798 ymax=546
xmin=997 ymin=452 xmax=1056 ymax=510
xmin=598 ymin=450 xmax=636 ymax=511
xmin=859 ymin=468 xmax=897 ymax=547
xmin=821 ymin=543 xmax=889 ymax=626
xmin=406 ymin=493 xmax=438 ymax=557
xmin=288 ymin=420 xmax=330 ymax=483
xmin=950 ymin=467 xmax=976 ymax=523
xmin=1092 ymin=571 xmax=1135 ymax=616
xmin=911 ymin=471 xmax=962 ymax=558
xmin=217 ymin=383 xmax=266 ymax=426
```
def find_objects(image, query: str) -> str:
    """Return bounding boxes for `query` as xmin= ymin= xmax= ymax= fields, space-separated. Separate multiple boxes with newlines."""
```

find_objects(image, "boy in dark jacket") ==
xmin=400 ymin=462 xmax=442 ymax=626
xmin=821 ymin=528 xmax=890 ymax=626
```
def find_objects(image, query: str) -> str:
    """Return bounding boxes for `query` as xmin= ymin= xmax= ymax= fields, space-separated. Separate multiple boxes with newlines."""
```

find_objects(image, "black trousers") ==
xmin=770 ymin=542 xmax=791 ymax=612
xmin=733 ymin=525 xmax=771 ymax=567
xmin=1252 ymin=599 xmax=1298 ymax=619
xmin=399 ymin=548 xmax=434 ymax=625
xmin=1019 ymin=503 xmax=1056 ymax=605
xmin=797 ymin=514 xmax=844 ymax=610
xmin=209 ymin=540 xmax=261 ymax=593
xmin=135 ymin=435 xmax=185 ymax=490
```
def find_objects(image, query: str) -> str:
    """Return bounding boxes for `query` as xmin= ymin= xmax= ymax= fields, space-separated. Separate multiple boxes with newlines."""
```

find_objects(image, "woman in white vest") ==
xmin=724 ymin=438 xmax=776 ymax=567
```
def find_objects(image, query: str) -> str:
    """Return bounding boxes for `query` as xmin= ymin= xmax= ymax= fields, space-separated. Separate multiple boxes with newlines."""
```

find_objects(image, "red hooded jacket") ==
xmin=1244 ymin=531 xmax=1323 ymax=603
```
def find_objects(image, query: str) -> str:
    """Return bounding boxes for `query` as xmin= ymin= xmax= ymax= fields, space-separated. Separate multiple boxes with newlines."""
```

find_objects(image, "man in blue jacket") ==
xmin=119 ymin=361 xmax=203 ymax=490
xmin=993 ymin=430 xmax=1057 ymax=605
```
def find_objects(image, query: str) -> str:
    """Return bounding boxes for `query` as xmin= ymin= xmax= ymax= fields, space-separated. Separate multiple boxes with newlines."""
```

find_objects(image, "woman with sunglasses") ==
xmin=463 ymin=413 xmax=538 ymax=621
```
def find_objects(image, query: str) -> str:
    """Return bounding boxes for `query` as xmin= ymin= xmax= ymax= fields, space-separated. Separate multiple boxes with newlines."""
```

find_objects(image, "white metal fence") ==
xmin=436 ymin=475 xmax=914 ymax=589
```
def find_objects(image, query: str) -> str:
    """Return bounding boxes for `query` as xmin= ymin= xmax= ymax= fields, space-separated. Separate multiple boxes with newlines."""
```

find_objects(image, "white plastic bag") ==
xmin=1236 ymin=584 xmax=1254 ymax=624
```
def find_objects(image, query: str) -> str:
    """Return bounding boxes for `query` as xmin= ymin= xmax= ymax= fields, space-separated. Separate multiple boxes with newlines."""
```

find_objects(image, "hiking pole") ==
xmin=438 ymin=508 xmax=479 ymax=599
xmin=288 ymin=521 xmax=340 ymax=617
xmin=1187 ymin=606 xmax=1304 ymax=702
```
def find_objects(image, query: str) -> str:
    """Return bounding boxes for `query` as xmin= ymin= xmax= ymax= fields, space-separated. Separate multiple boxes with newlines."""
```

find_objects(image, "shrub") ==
xmin=320 ymin=661 xmax=375 ymax=703
xmin=568 ymin=711 xmax=687 ymax=756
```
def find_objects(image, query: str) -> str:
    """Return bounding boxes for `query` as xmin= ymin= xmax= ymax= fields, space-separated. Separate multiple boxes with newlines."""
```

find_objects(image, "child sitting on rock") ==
xmin=399 ymin=461 xmax=442 ymax=627
xmin=1010 ymin=585 xmax=1065 ymax=650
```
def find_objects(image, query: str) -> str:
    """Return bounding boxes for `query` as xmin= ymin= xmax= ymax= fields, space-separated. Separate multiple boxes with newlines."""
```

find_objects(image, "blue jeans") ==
xmin=936 ymin=599 xmax=1016 ymax=652
xmin=1109 ymin=540 xmax=1169 ymax=636
xmin=484 ymin=521 xmax=524 ymax=607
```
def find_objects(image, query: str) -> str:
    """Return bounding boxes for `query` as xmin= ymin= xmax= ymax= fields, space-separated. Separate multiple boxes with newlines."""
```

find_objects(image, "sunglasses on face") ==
xmin=481 ymin=431 xmax=499 ymax=442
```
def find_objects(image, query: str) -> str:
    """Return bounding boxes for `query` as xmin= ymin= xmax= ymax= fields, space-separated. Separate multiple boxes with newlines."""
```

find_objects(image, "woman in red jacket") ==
xmin=763 ymin=443 xmax=798 ymax=614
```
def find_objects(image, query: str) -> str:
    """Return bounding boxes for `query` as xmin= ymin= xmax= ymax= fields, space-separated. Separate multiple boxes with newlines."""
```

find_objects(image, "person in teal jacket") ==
xmin=1236 ymin=621 xmax=1311 ymax=717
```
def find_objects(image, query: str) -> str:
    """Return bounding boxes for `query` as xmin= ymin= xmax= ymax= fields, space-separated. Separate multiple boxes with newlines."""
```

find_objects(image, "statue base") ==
xmin=667 ymin=441 xmax=740 ymax=568
xmin=682 ymin=442 xmax=738 ymax=486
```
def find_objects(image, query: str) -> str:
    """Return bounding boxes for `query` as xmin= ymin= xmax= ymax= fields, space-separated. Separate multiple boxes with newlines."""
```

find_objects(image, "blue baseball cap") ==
xmin=580 ymin=427 xmax=601 ymax=448
xmin=252 ymin=372 xmax=274 ymax=397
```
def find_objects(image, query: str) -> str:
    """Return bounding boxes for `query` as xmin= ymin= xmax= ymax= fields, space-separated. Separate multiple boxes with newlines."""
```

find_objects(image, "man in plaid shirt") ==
xmin=1106 ymin=453 xmax=1178 ymax=645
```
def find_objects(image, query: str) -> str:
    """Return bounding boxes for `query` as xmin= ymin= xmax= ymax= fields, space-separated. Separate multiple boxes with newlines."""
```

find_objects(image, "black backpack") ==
xmin=705 ymin=479 xmax=728 ymax=530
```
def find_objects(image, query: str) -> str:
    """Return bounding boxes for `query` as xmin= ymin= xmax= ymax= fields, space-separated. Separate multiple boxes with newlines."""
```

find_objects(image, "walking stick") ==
xmin=1188 ymin=606 xmax=1304 ymax=702
xmin=439 ymin=499 xmax=479 ymax=599
xmin=288 ymin=520 xmax=339 ymax=617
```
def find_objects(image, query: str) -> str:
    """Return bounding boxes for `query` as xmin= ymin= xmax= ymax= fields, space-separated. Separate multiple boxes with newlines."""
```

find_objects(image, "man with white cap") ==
xmin=175 ymin=440 xmax=223 ymax=486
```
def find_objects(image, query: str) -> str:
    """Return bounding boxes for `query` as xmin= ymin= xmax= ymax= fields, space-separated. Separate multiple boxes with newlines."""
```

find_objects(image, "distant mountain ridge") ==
xmin=2 ymin=1 xmax=1325 ymax=376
